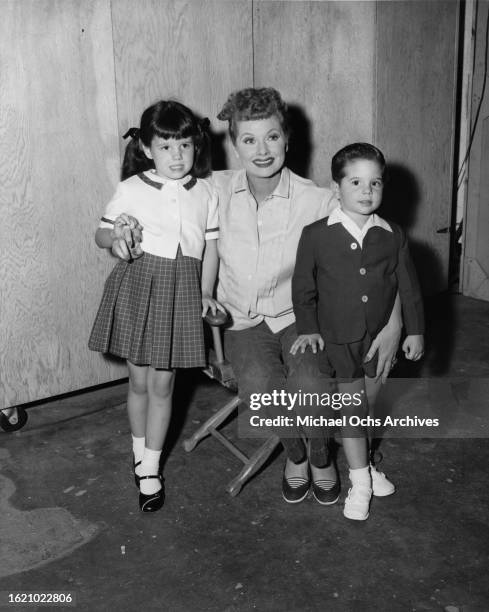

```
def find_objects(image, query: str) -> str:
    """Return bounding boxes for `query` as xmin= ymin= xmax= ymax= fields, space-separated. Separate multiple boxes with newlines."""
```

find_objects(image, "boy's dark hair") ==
xmin=217 ymin=87 xmax=289 ymax=143
xmin=331 ymin=142 xmax=386 ymax=182
xmin=121 ymin=100 xmax=211 ymax=180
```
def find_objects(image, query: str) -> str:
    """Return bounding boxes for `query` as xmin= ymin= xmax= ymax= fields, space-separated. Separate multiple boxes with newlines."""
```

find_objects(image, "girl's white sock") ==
xmin=349 ymin=466 xmax=372 ymax=487
xmin=132 ymin=435 xmax=145 ymax=468
xmin=139 ymin=448 xmax=162 ymax=495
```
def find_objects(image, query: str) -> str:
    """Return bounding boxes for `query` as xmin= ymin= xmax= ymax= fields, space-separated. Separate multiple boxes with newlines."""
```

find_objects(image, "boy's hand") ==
xmin=402 ymin=335 xmax=424 ymax=361
xmin=202 ymin=295 xmax=227 ymax=318
xmin=290 ymin=334 xmax=324 ymax=355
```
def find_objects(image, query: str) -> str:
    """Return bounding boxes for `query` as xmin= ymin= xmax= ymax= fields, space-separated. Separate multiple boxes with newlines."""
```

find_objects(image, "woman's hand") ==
xmin=202 ymin=295 xmax=227 ymax=318
xmin=290 ymin=333 xmax=324 ymax=355
xmin=364 ymin=321 xmax=402 ymax=383
xmin=402 ymin=335 xmax=424 ymax=361
xmin=364 ymin=292 xmax=402 ymax=383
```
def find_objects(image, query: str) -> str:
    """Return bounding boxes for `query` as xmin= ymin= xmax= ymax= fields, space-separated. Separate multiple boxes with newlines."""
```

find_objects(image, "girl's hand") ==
xmin=202 ymin=295 xmax=227 ymax=317
xmin=290 ymin=334 xmax=324 ymax=355
xmin=111 ymin=237 xmax=132 ymax=260
xmin=112 ymin=214 xmax=143 ymax=245
xmin=111 ymin=214 xmax=144 ymax=259
xmin=113 ymin=213 xmax=142 ymax=234
xmin=402 ymin=335 xmax=424 ymax=361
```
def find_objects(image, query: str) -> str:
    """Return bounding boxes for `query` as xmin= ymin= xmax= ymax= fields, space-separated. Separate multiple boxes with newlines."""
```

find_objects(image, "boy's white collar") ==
xmin=327 ymin=206 xmax=392 ymax=233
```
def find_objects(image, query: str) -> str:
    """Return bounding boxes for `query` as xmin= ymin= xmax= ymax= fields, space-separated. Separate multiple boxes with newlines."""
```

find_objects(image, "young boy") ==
xmin=291 ymin=143 xmax=424 ymax=520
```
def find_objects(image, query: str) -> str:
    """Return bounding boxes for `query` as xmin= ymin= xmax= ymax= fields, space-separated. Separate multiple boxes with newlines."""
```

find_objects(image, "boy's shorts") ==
xmin=319 ymin=332 xmax=378 ymax=380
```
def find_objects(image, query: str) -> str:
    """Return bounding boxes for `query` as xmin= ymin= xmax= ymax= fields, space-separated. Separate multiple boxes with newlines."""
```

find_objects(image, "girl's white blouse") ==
xmin=98 ymin=171 xmax=219 ymax=260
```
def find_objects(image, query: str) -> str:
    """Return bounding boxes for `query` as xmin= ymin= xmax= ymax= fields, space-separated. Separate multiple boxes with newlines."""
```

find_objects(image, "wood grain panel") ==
xmin=0 ymin=0 xmax=125 ymax=408
xmin=111 ymin=0 xmax=253 ymax=170
xmin=375 ymin=0 xmax=459 ymax=294
xmin=253 ymin=1 xmax=376 ymax=186
xmin=462 ymin=0 xmax=489 ymax=300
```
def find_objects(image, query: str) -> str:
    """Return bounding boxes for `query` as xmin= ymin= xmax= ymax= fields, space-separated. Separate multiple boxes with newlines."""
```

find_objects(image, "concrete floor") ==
xmin=1 ymin=294 xmax=488 ymax=612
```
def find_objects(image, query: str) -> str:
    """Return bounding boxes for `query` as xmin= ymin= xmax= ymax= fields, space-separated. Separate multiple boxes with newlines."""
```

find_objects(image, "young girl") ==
xmin=89 ymin=100 xmax=224 ymax=513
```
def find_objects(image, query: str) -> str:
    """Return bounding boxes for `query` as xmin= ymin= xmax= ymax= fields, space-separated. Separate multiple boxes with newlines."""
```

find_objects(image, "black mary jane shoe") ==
xmin=139 ymin=475 xmax=165 ymax=513
xmin=282 ymin=463 xmax=310 ymax=504
xmin=134 ymin=459 xmax=163 ymax=489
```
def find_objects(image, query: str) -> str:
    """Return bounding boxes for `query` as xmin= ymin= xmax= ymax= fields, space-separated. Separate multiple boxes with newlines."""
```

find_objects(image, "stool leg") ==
xmin=211 ymin=327 xmax=224 ymax=363
xmin=226 ymin=434 xmax=281 ymax=496
xmin=183 ymin=396 xmax=241 ymax=452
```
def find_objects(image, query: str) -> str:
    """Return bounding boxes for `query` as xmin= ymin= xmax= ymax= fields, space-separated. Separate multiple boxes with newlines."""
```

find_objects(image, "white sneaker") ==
xmin=343 ymin=482 xmax=372 ymax=521
xmin=370 ymin=464 xmax=395 ymax=497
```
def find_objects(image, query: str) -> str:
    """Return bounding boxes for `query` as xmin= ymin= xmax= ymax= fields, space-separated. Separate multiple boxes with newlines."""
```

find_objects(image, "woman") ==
xmin=213 ymin=87 xmax=400 ymax=504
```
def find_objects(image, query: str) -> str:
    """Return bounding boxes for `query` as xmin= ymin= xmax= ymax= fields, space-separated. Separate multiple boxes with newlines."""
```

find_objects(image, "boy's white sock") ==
xmin=344 ymin=466 xmax=372 ymax=521
xmin=139 ymin=448 xmax=162 ymax=495
xmin=349 ymin=466 xmax=372 ymax=487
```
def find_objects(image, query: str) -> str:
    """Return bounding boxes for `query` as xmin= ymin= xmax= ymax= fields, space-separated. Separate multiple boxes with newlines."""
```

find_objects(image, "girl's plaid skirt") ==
xmin=88 ymin=249 xmax=205 ymax=369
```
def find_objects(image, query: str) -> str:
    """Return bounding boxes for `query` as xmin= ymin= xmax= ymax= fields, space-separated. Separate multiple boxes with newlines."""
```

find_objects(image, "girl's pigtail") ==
xmin=193 ymin=117 xmax=212 ymax=178
xmin=121 ymin=127 xmax=154 ymax=180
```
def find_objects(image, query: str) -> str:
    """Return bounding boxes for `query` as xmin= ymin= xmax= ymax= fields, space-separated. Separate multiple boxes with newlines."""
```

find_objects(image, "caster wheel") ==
xmin=1 ymin=407 xmax=28 ymax=432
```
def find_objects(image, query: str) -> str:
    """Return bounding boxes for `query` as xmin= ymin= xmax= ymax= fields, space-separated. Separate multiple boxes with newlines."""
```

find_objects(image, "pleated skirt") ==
xmin=88 ymin=249 xmax=205 ymax=369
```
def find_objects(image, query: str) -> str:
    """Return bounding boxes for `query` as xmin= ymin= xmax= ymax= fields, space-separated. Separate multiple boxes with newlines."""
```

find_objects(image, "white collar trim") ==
xmin=327 ymin=207 xmax=392 ymax=247
xmin=327 ymin=207 xmax=392 ymax=232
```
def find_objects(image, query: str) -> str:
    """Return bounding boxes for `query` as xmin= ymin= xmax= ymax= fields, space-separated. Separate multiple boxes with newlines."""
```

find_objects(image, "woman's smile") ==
xmin=253 ymin=156 xmax=275 ymax=167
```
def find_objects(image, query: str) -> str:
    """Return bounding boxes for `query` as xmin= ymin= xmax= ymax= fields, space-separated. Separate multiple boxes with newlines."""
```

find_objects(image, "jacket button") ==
xmin=359 ymin=268 xmax=366 ymax=275
xmin=361 ymin=295 xmax=368 ymax=303
xmin=350 ymin=243 xmax=358 ymax=250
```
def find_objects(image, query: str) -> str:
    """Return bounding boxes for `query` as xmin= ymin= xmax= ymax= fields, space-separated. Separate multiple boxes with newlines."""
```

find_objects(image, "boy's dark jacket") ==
xmin=292 ymin=216 xmax=424 ymax=343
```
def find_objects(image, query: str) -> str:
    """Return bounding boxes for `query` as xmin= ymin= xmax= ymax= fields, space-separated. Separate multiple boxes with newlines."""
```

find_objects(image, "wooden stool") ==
xmin=183 ymin=313 xmax=280 ymax=496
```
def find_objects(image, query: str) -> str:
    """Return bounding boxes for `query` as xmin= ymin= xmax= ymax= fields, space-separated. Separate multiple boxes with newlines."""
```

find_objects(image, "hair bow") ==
xmin=123 ymin=127 xmax=140 ymax=140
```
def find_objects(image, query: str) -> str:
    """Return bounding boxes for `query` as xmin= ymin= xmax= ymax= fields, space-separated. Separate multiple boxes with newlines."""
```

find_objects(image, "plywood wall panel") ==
xmin=0 ymin=0 xmax=462 ymax=407
xmin=253 ymin=1 xmax=376 ymax=186
xmin=375 ymin=0 xmax=459 ymax=294
xmin=111 ymin=0 xmax=253 ymax=169
xmin=462 ymin=0 xmax=489 ymax=300
xmin=0 ymin=0 xmax=125 ymax=408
